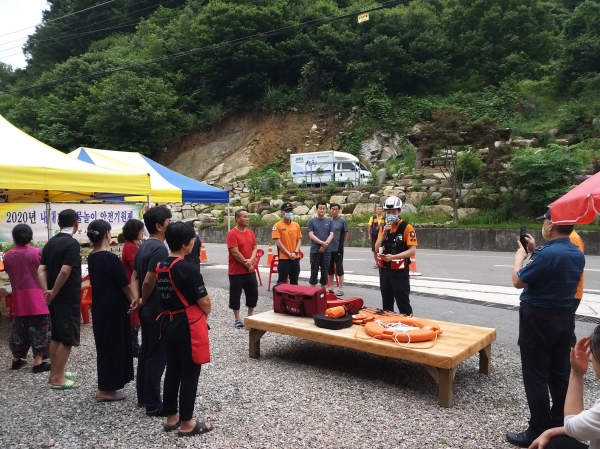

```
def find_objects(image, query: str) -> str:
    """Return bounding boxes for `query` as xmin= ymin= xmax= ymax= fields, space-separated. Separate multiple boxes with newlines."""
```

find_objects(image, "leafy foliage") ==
xmin=509 ymin=145 xmax=585 ymax=213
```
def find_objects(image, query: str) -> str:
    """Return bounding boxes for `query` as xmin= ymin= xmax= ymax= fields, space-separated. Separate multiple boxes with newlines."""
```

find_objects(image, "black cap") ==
xmin=280 ymin=202 xmax=293 ymax=212
xmin=536 ymin=209 xmax=551 ymax=221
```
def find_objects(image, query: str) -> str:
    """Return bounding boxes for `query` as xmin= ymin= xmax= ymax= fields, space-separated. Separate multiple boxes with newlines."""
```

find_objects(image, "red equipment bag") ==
xmin=273 ymin=284 xmax=327 ymax=317
xmin=325 ymin=294 xmax=364 ymax=314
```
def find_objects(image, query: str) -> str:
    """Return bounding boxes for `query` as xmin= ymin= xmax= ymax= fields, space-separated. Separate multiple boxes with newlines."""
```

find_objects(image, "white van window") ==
xmin=341 ymin=162 xmax=356 ymax=170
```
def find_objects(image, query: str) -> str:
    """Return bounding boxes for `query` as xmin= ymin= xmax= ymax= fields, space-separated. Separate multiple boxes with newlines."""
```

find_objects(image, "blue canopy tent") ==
xmin=69 ymin=147 xmax=229 ymax=203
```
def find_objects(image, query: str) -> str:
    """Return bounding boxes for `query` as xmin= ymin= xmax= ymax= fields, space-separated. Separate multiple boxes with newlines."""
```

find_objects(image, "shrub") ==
xmin=456 ymin=151 xmax=483 ymax=182
xmin=510 ymin=145 xmax=584 ymax=214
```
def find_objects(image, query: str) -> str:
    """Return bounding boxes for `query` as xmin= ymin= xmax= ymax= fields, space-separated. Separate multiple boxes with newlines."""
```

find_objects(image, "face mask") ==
xmin=284 ymin=212 xmax=293 ymax=220
xmin=386 ymin=214 xmax=398 ymax=224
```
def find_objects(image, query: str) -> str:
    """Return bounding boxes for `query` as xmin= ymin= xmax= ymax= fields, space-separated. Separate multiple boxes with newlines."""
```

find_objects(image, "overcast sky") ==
xmin=0 ymin=0 xmax=49 ymax=69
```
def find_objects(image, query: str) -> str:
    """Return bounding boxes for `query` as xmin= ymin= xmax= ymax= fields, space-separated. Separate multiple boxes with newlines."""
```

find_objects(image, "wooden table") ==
xmin=244 ymin=311 xmax=496 ymax=407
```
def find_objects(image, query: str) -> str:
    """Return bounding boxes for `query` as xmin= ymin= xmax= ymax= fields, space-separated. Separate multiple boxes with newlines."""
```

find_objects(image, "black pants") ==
xmin=309 ymin=252 xmax=331 ymax=286
xmin=328 ymin=250 xmax=344 ymax=276
xmin=546 ymin=436 xmax=587 ymax=449
xmin=137 ymin=312 xmax=167 ymax=412
xmin=518 ymin=305 xmax=574 ymax=440
xmin=570 ymin=298 xmax=580 ymax=348
xmin=379 ymin=268 xmax=412 ymax=315
xmin=229 ymin=273 xmax=259 ymax=310
xmin=162 ymin=315 xmax=202 ymax=422
xmin=277 ymin=259 xmax=300 ymax=286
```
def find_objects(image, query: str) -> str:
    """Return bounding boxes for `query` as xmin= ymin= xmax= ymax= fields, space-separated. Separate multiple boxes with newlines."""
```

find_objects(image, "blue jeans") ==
xmin=137 ymin=312 xmax=166 ymax=411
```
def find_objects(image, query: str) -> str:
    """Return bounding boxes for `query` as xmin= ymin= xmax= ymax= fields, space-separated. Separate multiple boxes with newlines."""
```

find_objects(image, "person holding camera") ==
xmin=374 ymin=196 xmax=418 ymax=315
xmin=506 ymin=210 xmax=585 ymax=448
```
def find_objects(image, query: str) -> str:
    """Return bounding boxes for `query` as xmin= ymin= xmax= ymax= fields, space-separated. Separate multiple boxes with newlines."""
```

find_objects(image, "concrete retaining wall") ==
xmin=199 ymin=227 xmax=600 ymax=255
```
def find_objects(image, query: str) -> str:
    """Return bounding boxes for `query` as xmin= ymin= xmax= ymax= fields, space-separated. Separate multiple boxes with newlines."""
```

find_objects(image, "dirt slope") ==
xmin=163 ymin=111 xmax=345 ymax=186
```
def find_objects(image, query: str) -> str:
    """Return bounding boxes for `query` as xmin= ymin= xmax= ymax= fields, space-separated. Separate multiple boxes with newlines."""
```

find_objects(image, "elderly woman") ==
xmin=157 ymin=222 xmax=212 ymax=437
xmin=529 ymin=325 xmax=600 ymax=448
xmin=4 ymin=224 xmax=51 ymax=373
xmin=121 ymin=218 xmax=145 ymax=357
xmin=87 ymin=219 xmax=138 ymax=401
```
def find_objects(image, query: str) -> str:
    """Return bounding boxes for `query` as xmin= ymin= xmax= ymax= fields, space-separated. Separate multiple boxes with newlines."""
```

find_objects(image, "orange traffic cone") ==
xmin=264 ymin=243 xmax=273 ymax=267
xmin=409 ymin=255 xmax=421 ymax=276
xmin=200 ymin=242 xmax=209 ymax=263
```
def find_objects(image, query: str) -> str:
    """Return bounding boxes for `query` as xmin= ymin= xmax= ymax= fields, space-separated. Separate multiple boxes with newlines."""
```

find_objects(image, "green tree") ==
xmin=85 ymin=71 xmax=181 ymax=155
xmin=446 ymin=0 xmax=558 ymax=84
xmin=510 ymin=145 xmax=584 ymax=213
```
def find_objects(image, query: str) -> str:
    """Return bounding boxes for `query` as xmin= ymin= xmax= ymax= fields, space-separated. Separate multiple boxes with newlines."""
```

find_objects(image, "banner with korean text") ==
xmin=0 ymin=204 xmax=144 ymax=243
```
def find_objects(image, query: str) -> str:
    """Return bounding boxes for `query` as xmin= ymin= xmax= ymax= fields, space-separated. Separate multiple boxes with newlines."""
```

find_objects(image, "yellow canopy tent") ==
xmin=0 ymin=115 xmax=151 ymax=238
xmin=0 ymin=116 xmax=151 ymax=203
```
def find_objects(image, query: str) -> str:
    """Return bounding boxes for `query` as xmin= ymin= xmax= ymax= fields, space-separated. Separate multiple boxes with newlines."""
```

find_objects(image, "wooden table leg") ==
xmin=425 ymin=365 xmax=456 ymax=408
xmin=479 ymin=344 xmax=491 ymax=375
xmin=249 ymin=329 xmax=266 ymax=359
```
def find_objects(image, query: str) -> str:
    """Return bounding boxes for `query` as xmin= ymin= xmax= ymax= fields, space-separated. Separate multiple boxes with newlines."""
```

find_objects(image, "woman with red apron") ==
xmin=156 ymin=222 xmax=213 ymax=438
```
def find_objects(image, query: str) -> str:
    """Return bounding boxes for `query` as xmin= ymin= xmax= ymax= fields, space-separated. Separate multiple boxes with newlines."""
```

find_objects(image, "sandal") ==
xmin=234 ymin=320 xmax=244 ymax=329
xmin=51 ymin=379 xmax=80 ymax=390
xmin=47 ymin=371 xmax=77 ymax=383
xmin=327 ymin=289 xmax=335 ymax=294
xmin=178 ymin=420 xmax=213 ymax=437
xmin=96 ymin=390 xmax=126 ymax=402
xmin=164 ymin=421 xmax=181 ymax=432
xmin=336 ymin=290 xmax=344 ymax=297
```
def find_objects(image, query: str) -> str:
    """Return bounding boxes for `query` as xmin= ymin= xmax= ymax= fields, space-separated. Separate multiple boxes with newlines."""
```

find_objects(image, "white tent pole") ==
xmin=227 ymin=203 xmax=231 ymax=231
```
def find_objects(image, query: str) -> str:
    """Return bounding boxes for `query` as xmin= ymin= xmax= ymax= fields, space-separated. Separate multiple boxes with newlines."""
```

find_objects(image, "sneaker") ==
xmin=11 ymin=359 xmax=27 ymax=370
xmin=32 ymin=361 xmax=51 ymax=374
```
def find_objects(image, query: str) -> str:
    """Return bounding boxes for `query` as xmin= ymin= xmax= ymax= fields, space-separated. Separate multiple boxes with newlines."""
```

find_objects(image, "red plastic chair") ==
xmin=253 ymin=249 xmax=265 ymax=286
xmin=80 ymin=275 xmax=92 ymax=324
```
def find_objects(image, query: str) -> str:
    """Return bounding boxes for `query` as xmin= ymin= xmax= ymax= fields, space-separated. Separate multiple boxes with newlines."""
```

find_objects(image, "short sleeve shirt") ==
xmin=158 ymin=257 xmax=208 ymax=311
xmin=40 ymin=233 xmax=82 ymax=305
xmin=369 ymin=215 xmax=385 ymax=236
xmin=272 ymin=220 xmax=302 ymax=260
xmin=227 ymin=227 xmax=257 ymax=275
xmin=518 ymin=238 xmax=585 ymax=308
xmin=330 ymin=217 xmax=348 ymax=252
xmin=307 ymin=217 xmax=333 ymax=254
xmin=134 ymin=238 xmax=169 ymax=317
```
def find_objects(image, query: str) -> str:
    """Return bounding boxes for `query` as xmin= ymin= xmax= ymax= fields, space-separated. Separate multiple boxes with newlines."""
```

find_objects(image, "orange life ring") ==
xmin=364 ymin=316 xmax=442 ymax=343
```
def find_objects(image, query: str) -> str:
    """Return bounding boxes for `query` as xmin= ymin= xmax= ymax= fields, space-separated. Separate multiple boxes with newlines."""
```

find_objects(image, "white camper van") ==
xmin=290 ymin=151 xmax=370 ymax=186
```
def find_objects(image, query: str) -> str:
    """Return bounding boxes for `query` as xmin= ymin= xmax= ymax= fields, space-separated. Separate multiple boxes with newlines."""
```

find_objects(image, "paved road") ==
xmin=202 ymin=243 xmax=600 ymax=292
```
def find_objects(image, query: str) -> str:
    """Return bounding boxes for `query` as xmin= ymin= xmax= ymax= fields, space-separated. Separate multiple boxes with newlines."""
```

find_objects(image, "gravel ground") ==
xmin=1 ymin=287 xmax=599 ymax=449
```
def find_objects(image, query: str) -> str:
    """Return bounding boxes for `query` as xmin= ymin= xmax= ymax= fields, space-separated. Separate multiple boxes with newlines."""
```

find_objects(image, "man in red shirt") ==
xmin=226 ymin=209 xmax=258 ymax=329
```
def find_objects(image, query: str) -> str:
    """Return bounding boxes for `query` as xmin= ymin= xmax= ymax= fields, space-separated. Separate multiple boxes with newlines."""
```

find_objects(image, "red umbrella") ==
xmin=549 ymin=172 xmax=600 ymax=224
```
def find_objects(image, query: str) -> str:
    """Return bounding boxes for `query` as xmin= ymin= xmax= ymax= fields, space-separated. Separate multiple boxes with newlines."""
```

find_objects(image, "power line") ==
xmin=1 ymin=0 xmax=411 ymax=94
xmin=0 ymin=0 xmax=177 ymax=49
xmin=0 ymin=0 xmax=119 ymax=39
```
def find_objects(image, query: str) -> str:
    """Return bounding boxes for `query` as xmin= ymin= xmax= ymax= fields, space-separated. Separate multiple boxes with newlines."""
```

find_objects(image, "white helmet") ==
xmin=383 ymin=196 xmax=403 ymax=210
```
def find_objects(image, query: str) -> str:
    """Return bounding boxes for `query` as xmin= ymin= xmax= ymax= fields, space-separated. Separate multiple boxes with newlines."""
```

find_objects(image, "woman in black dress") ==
xmin=158 ymin=222 xmax=212 ymax=437
xmin=87 ymin=219 xmax=138 ymax=402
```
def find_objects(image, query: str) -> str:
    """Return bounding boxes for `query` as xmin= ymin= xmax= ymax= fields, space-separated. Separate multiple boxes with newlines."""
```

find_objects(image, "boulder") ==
xmin=210 ymin=209 xmax=222 ymax=218
xmin=421 ymin=179 xmax=439 ymax=187
xmin=457 ymin=208 xmax=481 ymax=220
xmin=182 ymin=204 xmax=192 ymax=210
xmin=346 ymin=192 xmax=363 ymax=203
xmin=341 ymin=203 xmax=356 ymax=214
xmin=353 ymin=203 xmax=377 ymax=215
xmin=182 ymin=210 xmax=198 ymax=220
xmin=247 ymin=202 xmax=261 ymax=213
xmin=261 ymin=213 xmax=281 ymax=223
xmin=170 ymin=212 xmax=183 ymax=221
xmin=401 ymin=203 xmax=417 ymax=214
xmin=420 ymin=205 xmax=453 ymax=217
xmin=304 ymin=200 xmax=315 ymax=209
xmin=196 ymin=213 xmax=214 ymax=223
xmin=438 ymin=198 xmax=453 ymax=206
xmin=376 ymin=168 xmax=387 ymax=186
xmin=430 ymin=192 xmax=443 ymax=201
xmin=404 ymin=191 xmax=428 ymax=206
xmin=293 ymin=205 xmax=309 ymax=215
xmin=329 ymin=195 xmax=347 ymax=204
xmin=240 ymin=198 xmax=250 ymax=206
xmin=194 ymin=204 xmax=209 ymax=213
xmin=270 ymin=199 xmax=284 ymax=208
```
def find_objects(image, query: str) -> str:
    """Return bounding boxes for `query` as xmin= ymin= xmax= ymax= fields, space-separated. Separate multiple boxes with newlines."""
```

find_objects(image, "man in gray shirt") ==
xmin=328 ymin=203 xmax=349 ymax=296
xmin=307 ymin=202 xmax=333 ymax=288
